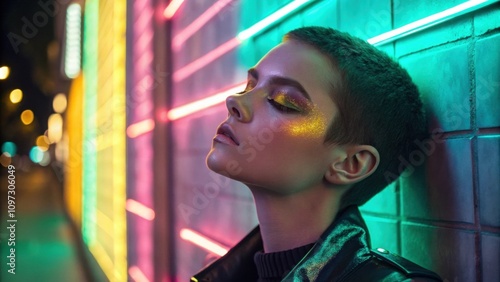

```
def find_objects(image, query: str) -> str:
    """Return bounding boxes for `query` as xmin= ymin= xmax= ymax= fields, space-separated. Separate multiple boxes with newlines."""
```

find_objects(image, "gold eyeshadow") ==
xmin=272 ymin=91 xmax=308 ymax=111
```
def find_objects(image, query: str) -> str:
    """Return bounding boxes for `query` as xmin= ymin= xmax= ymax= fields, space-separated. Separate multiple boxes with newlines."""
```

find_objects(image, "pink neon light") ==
xmin=172 ymin=0 xmax=233 ymax=50
xmin=163 ymin=0 xmax=184 ymax=19
xmin=173 ymin=37 xmax=240 ymax=82
xmin=136 ymin=51 xmax=154 ymax=74
xmin=136 ymin=28 xmax=154 ymax=53
xmin=129 ymin=266 xmax=151 ymax=282
xmin=136 ymin=7 xmax=152 ymax=32
xmin=126 ymin=199 xmax=156 ymax=221
xmin=134 ymin=0 xmax=148 ymax=11
xmin=167 ymin=82 xmax=246 ymax=120
xmin=127 ymin=118 xmax=155 ymax=138
xmin=157 ymin=108 xmax=169 ymax=122
xmin=180 ymin=228 xmax=229 ymax=257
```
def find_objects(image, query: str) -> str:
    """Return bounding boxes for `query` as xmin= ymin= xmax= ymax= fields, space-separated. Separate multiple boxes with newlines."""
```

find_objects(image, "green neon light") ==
xmin=82 ymin=0 xmax=99 ymax=245
xmin=237 ymin=0 xmax=311 ymax=41
xmin=368 ymin=0 xmax=497 ymax=45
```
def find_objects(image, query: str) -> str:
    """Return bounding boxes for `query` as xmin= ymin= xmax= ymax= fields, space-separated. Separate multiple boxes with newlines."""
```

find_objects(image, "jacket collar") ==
xmin=191 ymin=206 xmax=371 ymax=282
xmin=282 ymin=206 xmax=372 ymax=281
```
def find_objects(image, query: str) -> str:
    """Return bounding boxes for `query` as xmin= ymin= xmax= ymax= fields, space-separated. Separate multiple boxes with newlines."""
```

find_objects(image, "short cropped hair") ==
xmin=284 ymin=27 xmax=426 ymax=208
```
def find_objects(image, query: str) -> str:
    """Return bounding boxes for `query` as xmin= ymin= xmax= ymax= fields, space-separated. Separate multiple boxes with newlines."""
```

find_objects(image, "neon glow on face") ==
xmin=206 ymin=40 xmax=340 ymax=193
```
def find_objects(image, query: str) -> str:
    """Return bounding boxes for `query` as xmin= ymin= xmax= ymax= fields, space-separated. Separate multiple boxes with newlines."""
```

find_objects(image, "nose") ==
xmin=226 ymin=94 xmax=252 ymax=122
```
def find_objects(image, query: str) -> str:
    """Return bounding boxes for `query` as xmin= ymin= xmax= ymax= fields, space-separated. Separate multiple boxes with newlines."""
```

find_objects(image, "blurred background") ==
xmin=0 ymin=0 xmax=499 ymax=281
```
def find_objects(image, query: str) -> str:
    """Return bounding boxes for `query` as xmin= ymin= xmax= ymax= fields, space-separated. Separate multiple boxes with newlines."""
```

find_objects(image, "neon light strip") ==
xmin=368 ymin=0 xmax=497 ymax=45
xmin=126 ymin=199 xmax=155 ymax=220
xmin=168 ymin=0 xmax=496 ymax=120
xmin=180 ymin=228 xmax=229 ymax=257
xmin=89 ymin=242 xmax=115 ymax=281
xmin=163 ymin=0 xmax=184 ymax=19
xmin=129 ymin=266 xmax=151 ymax=282
xmin=127 ymin=118 xmax=155 ymax=138
xmin=64 ymin=3 xmax=82 ymax=78
xmin=112 ymin=1 xmax=128 ymax=280
xmin=173 ymin=0 xmax=312 ymax=82
xmin=173 ymin=38 xmax=240 ymax=81
xmin=168 ymin=83 xmax=246 ymax=120
xmin=172 ymin=0 xmax=233 ymax=50
xmin=82 ymin=0 xmax=98 ymax=246
xmin=236 ymin=0 xmax=309 ymax=41
xmin=96 ymin=209 xmax=115 ymax=237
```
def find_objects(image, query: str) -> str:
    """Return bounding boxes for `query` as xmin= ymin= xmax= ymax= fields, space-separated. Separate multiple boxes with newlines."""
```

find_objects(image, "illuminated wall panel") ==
xmin=168 ymin=0 xmax=500 ymax=281
xmin=82 ymin=0 xmax=99 ymax=248
xmin=126 ymin=0 xmax=155 ymax=280
xmin=64 ymin=75 xmax=83 ymax=227
xmin=82 ymin=0 xmax=127 ymax=281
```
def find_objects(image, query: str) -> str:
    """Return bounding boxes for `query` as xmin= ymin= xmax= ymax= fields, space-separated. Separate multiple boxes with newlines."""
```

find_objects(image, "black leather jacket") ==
xmin=191 ymin=206 xmax=442 ymax=282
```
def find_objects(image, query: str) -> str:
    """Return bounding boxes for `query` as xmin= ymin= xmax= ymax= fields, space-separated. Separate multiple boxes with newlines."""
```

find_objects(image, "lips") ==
xmin=215 ymin=123 xmax=239 ymax=146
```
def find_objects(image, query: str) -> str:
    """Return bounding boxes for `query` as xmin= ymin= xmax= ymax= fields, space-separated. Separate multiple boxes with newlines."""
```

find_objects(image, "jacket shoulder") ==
xmin=340 ymin=248 xmax=443 ymax=282
xmin=371 ymin=248 xmax=442 ymax=281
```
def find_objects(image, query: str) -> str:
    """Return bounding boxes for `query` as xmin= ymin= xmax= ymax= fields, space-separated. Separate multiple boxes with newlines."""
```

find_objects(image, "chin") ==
xmin=206 ymin=149 xmax=227 ymax=175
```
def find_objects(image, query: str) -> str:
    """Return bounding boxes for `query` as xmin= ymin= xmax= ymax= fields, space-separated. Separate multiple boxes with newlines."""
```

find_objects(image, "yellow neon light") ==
xmin=112 ymin=0 xmax=127 ymax=280
xmin=89 ymin=242 xmax=115 ymax=281
xmin=95 ymin=209 xmax=115 ymax=237
xmin=84 ymin=0 xmax=127 ymax=280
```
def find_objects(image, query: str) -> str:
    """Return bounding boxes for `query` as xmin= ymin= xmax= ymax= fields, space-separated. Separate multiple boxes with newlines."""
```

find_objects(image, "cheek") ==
xmin=244 ymin=130 xmax=327 ymax=178
xmin=281 ymin=108 xmax=328 ymax=139
xmin=285 ymin=116 xmax=326 ymax=138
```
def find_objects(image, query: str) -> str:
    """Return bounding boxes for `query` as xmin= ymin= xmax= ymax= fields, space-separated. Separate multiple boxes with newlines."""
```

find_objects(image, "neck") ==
xmin=250 ymin=184 xmax=343 ymax=253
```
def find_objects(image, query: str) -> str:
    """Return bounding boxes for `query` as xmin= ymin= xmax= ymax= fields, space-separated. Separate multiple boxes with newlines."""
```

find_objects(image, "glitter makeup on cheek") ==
xmin=286 ymin=107 xmax=327 ymax=137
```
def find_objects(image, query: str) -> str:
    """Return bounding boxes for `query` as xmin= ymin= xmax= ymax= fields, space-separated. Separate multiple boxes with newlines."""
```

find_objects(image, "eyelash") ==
xmin=236 ymin=82 xmax=299 ymax=113
xmin=267 ymin=97 xmax=298 ymax=113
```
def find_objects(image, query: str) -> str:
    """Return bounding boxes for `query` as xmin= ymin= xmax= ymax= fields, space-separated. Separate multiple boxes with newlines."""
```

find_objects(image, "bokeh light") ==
xmin=53 ymin=93 xmax=68 ymax=113
xmin=10 ymin=89 xmax=23 ymax=103
xmin=21 ymin=109 xmax=34 ymax=125
xmin=0 ymin=66 xmax=10 ymax=80
xmin=29 ymin=146 xmax=44 ymax=163
xmin=0 ymin=153 xmax=11 ymax=167
xmin=48 ymin=113 xmax=63 ymax=143
xmin=2 ymin=142 xmax=17 ymax=157
xmin=39 ymin=151 xmax=51 ymax=166
xmin=36 ymin=135 xmax=51 ymax=151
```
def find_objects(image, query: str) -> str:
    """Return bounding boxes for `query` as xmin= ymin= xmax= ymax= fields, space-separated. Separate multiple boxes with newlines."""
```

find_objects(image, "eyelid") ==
xmin=272 ymin=90 xmax=302 ymax=109
xmin=268 ymin=91 xmax=302 ymax=113
xmin=267 ymin=97 xmax=299 ymax=113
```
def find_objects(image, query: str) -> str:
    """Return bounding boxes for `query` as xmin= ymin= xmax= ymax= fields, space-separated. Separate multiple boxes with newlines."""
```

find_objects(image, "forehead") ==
xmin=254 ymin=40 xmax=339 ymax=97
xmin=254 ymin=40 xmax=339 ymax=115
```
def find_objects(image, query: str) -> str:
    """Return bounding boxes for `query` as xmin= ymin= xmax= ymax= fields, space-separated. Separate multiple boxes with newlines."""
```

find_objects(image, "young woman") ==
xmin=192 ymin=27 xmax=442 ymax=282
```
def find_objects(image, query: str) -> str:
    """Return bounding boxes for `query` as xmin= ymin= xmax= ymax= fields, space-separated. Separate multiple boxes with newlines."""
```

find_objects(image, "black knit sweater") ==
xmin=253 ymin=242 xmax=315 ymax=282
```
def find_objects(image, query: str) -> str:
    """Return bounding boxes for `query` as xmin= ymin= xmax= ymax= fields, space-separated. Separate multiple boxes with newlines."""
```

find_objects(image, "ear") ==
xmin=324 ymin=145 xmax=380 ymax=186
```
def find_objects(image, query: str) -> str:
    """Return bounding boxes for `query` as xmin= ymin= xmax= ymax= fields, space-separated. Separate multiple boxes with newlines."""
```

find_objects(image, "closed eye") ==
xmin=267 ymin=97 xmax=299 ymax=113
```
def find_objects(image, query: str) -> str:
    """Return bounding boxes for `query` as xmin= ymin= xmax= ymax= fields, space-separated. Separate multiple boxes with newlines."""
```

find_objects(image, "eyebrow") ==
xmin=248 ymin=68 xmax=311 ymax=101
